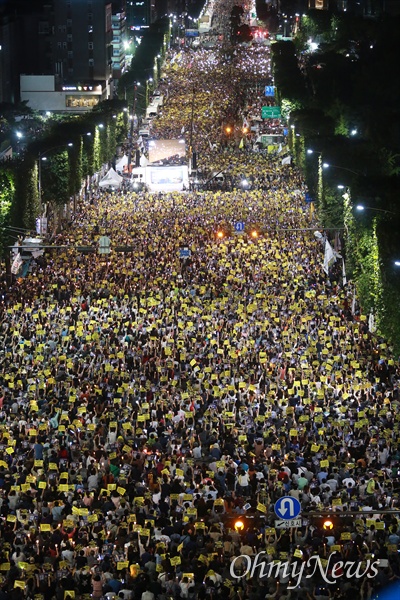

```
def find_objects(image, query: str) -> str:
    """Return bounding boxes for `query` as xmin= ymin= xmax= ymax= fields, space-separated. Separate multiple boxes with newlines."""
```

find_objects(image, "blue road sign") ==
xmin=305 ymin=192 xmax=314 ymax=204
xmin=180 ymin=248 xmax=191 ymax=258
xmin=234 ymin=221 xmax=245 ymax=233
xmin=274 ymin=496 xmax=301 ymax=520
xmin=265 ymin=85 xmax=275 ymax=97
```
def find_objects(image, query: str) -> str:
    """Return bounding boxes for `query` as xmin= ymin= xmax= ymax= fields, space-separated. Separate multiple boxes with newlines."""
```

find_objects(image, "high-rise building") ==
xmin=111 ymin=7 xmax=128 ymax=79
xmin=52 ymin=0 xmax=113 ymax=86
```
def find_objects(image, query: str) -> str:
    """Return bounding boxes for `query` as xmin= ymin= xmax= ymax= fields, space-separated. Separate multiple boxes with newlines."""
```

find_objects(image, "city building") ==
xmin=0 ymin=0 xmax=119 ymax=112
xmin=111 ymin=8 xmax=128 ymax=79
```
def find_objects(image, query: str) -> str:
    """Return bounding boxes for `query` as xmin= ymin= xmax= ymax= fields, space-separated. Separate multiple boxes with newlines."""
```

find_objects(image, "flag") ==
xmin=342 ymin=258 xmax=347 ymax=286
xmin=181 ymin=126 xmax=185 ymax=134
xmin=281 ymin=155 xmax=291 ymax=165
xmin=278 ymin=143 xmax=283 ymax=154
xmin=351 ymin=291 xmax=356 ymax=315
xmin=239 ymin=138 xmax=244 ymax=149
xmin=11 ymin=253 xmax=23 ymax=275
xmin=323 ymin=239 xmax=336 ymax=275
xmin=369 ymin=312 xmax=376 ymax=333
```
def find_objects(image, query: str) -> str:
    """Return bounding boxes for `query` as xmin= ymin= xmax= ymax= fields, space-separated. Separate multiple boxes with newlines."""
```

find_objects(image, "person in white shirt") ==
xmin=342 ymin=476 xmax=356 ymax=487
xmin=179 ymin=577 xmax=195 ymax=599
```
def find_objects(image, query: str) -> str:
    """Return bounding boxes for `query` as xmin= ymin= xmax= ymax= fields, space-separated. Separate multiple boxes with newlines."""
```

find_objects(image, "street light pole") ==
xmin=127 ymin=83 xmax=137 ymax=173
xmin=322 ymin=163 xmax=362 ymax=176
xmin=356 ymin=205 xmax=396 ymax=215
xmin=189 ymin=84 xmax=196 ymax=174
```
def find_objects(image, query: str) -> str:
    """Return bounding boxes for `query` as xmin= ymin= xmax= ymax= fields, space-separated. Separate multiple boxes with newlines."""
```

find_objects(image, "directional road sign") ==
xmin=180 ymin=248 xmax=191 ymax=258
xmin=264 ymin=86 xmax=275 ymax=97
xmin=261 ymin=106 xmax=281 ymax=119
xmin=275 ymin=518 xmax=302 ymax=529
xmin=234 ymin=221 xmax=245 ymax=233
xmin=274 ymin=496 xmax=301 ymax=520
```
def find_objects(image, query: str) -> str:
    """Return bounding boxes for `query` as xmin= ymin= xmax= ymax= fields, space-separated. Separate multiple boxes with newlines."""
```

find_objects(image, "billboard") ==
xmin=146 ymin=166 xmax=189 ymax=192
xmin=148 ymin=139 xmax=186 ymax=165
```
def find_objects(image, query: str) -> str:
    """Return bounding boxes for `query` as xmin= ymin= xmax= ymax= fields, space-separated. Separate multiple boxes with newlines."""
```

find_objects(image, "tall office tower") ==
xmin=52 ymin=0 xmax=113 ymax=85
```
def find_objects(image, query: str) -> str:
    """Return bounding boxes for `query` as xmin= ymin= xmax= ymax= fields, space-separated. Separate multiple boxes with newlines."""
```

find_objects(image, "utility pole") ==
xmin=188 ymin=84 xmax=196 ymax=173
xmin=127 ymin=84 xmax=137 ymax=173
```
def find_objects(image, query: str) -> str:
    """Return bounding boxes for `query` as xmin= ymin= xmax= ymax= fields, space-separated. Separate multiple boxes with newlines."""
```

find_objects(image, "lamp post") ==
xmin=355 ymin=204 xmax=396 ymax=216
xmin=322 ymin=163 xmax=362 ymax=177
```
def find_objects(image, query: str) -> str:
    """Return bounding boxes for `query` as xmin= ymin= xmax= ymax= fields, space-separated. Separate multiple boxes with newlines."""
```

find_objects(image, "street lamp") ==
xmin=322 ymin=163 xmax=361 ymax=176
xmin=355 ymin=204 xmax=395 ymax=215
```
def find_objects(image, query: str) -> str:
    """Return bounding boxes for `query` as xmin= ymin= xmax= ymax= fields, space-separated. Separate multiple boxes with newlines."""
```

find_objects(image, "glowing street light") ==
xmin=307 ymin=148 xmax=322 ymax=156
xmin=356 ymin=204 xmax=395 ymax=215
xmin=322 ymin=163 xmax=361 ymax=176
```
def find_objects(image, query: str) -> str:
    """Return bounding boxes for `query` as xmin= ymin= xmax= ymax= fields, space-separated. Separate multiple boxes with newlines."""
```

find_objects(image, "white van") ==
xmin=138 ymin=128 xmax=150 ymax=138
xmin=146 ymin=103 xmax=159 ymax=119
xmin=152 ymin=95 xmax=164 ymax=107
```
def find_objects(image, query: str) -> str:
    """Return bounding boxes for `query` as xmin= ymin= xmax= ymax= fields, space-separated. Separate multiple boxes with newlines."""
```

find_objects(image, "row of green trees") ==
xmin=271 ymin=11 xmax=400 ymax=353
xmin=2 ymin=100 xmax=128 ymax=238
xmin=0 ymin=17 xmax=171 ymax=257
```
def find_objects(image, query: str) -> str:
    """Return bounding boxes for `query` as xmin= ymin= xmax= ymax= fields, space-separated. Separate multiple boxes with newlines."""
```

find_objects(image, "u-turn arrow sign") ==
xmin=274 ymin=496 xmax=301 ymax=520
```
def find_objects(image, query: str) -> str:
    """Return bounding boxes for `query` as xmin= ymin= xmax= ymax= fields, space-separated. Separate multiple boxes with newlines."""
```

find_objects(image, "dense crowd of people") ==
xmin=0 ymin=1 xmax=400 ymax=600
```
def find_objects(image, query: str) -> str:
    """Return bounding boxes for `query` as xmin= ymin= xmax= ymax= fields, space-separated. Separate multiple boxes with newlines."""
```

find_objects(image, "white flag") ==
xmin=323 ymin=239 xmax=336 ymax=275
xmin=281 ymin=155 xmax=291 ymax=165
xmin=351 ymin=291 xmax=356 ymax=315
xmin=11 ymin=253 xmax=23 ymax=275
xmin=369 ymin=312 xmax=376 ymax=333
xmin=181 ymin=126 xmax=185 ymax=134
xmin=342 ymin=258 xmax=347 ymax=286
xmin=278 ymin=143 xmax=283 ymax=153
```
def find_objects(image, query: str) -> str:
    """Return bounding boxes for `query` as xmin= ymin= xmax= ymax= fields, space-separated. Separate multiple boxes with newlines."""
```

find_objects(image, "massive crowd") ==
xmin=0 ymin=2 xmax=400 ymax=600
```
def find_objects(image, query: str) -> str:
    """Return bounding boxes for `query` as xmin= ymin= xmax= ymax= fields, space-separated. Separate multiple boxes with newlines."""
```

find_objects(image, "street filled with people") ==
xmin=1 ymin=2 xmax=400 ymax=600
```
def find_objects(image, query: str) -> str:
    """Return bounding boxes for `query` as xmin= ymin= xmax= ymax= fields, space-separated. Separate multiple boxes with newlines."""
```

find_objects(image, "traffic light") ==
xmin=192 ymin=151 xmax=197 ymax=170
xmin=234 ymin=520 xmax=245 ymax=531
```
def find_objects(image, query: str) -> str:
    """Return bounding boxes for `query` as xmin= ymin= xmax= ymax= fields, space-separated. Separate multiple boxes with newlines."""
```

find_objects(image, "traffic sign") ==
xmin=275 ymin=518 xmax=302 ymax=529
xmin=261 ymin=106 xmax=281 ymax=119
xmin=264 ymin=86 xmax=275 ymax=97
xmin=180 ymin=247 xmax=191 ymax=258
xmin=234 ymin=221 xmax=245 ymax=233
xmin=274 ymin=496 xmax=301 ymax=520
